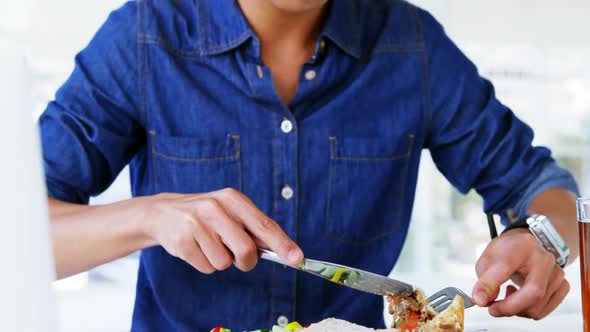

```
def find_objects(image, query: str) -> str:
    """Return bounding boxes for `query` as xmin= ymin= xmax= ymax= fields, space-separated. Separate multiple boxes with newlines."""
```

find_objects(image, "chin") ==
xmin=269 ymin=0 xmax=329 ymax=12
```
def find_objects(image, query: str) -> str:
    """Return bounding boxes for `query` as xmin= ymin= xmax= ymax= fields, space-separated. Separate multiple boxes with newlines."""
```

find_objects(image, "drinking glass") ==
xmin=576 ymin=198 xmax=590 ymax=332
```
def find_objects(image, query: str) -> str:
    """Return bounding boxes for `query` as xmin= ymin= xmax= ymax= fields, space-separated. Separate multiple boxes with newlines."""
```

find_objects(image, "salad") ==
xmin=210 ymin=321 xmax=305 ymax=332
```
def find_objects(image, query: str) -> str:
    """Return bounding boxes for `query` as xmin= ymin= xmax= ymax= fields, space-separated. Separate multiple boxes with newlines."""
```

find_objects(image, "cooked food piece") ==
xmin=387 ymin=291 xmax=464 ymax=332
xmin=420 ymin=296 xmax=464 ymax=332
xmin=223 ymin=290 xmax=465 ymax=332
xmin=388 ymin=289 xmax=435 ymax=330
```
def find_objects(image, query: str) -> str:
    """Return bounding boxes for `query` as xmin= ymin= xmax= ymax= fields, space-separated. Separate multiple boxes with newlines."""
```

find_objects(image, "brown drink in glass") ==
xmin=577 ymin=198 xmax=590 ymax=332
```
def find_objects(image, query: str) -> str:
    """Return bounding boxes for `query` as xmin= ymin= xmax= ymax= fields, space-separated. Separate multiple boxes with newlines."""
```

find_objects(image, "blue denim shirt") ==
xmin=40 ymin=1 xmax=578 ymax=331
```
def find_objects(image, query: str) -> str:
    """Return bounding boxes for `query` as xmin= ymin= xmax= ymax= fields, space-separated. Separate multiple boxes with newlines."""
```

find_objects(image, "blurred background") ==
xmin=1 ymin=0 xmax=589 ymax=331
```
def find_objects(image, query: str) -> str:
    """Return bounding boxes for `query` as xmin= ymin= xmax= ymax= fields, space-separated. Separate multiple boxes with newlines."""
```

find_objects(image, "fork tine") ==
xmin=429 ymin=297 xmax=452 ymax=309
xmin=427 ymin=287 xmax=476 ymax=313
xmin=427 ymin=288 xmax=450 ymax=302
xmin=431 ymin=299 xmax=453 ymax=313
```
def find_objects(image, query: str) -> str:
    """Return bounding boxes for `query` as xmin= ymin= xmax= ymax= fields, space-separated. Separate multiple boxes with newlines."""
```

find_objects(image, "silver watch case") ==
xmin=526 ymin=214 xmax=570 ymax=267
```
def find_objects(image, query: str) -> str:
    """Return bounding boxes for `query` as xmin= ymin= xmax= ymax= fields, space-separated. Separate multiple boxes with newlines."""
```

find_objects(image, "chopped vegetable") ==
xmin=285 ymin=321 xmax=304 ymax=331
xmin=214 ymin=321 xmax=305 ymax=332
xmin=271 ymin=326 xmax=289 ymax=332
xmin=210 ymin=327 xmax=230 ymax=332
xmin=330 ymin=267 xmax=347 ymax=283
xmin=395 ymin=310 xmax=419 ymax=332
xmin=319 ymin=266 xmax=339 ymax=278
xmin=342 ymin=270 xmax=360 ymax=286
xmin=395 ymin=318 xmax=406 ymax=329
xmin=405 ymin=311 xmax=420 ymax=330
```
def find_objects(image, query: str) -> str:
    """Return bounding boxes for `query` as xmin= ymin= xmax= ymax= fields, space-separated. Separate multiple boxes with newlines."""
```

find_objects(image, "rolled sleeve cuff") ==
xmin=504 ymin=161 xmax=580 ymax=226
xmin=46 ymin=176 xmax=90 ymax=205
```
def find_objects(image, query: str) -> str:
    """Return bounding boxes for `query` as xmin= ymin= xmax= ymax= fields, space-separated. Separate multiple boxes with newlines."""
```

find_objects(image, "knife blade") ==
xmin=258 ymin=248 xmax=415 ymax=297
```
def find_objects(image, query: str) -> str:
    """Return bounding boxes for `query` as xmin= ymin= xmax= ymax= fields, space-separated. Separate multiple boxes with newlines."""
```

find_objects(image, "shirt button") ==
xmin=281 ymin=185 xmax=294 ymax=200
xmin=256 ymin=65 xmax=264 ymax=79
xmin=281 ymin=119 xmax=293 ymax=134
xmin=305 ymin=70 xmax=317 ymax=81
xmin=277 ymin=315 xmax=289 ymax=327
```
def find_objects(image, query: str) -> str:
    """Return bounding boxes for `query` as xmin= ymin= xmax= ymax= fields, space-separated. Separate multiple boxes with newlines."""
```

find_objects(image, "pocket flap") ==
xmin=330 ymin=134 xmax=414 ymax=160
xmin=153 ymin=134 xmax=240 ymax=161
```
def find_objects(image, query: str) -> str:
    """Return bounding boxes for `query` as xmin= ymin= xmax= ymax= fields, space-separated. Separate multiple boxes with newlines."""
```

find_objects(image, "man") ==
xmin=41 ymin=0 xmax=580 ymax=331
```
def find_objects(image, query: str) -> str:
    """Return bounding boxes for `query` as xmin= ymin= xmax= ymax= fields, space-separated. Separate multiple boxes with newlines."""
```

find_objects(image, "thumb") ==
xmin=473 ymin=262 xmax=516 ymax=306
xmin=472 ymin=280 xmax=500 ymax=307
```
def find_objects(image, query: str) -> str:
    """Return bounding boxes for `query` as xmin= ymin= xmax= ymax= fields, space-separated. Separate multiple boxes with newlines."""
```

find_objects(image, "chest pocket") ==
xmin=151 ymin=134 xmax=241 ymax=194
xmin=326 ymin=134 xmax=415 ymax=245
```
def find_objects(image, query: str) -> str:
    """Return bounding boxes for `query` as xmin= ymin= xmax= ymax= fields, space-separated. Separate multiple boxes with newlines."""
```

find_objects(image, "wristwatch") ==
xmin=502 ymin=214 xmax=570 ymax=268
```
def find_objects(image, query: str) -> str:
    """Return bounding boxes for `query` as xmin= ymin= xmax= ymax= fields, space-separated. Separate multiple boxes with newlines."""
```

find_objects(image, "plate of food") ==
xmin=210 ymin=288 xmax=465 ymax=332
xmin=212 ymin=252 xmax=529 ymax=332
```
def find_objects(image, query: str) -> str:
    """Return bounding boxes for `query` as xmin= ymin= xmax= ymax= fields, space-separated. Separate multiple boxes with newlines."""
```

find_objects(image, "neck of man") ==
xmin=237 ymin=0 xmax=329 ymax=65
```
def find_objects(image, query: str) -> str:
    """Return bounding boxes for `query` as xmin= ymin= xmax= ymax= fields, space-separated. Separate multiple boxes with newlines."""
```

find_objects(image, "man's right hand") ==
xmin=141 ymin=188 xmax=303 ymax=273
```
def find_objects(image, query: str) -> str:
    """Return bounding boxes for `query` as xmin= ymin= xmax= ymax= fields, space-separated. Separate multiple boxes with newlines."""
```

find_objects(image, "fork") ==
xmin=427 ymin=287 xmax=476 ymax=313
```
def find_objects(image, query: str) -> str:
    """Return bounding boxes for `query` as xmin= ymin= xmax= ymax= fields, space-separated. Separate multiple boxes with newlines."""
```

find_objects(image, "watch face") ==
xmin=539 ymin=217 xmax=567 ymax=249
xmin=528 ymin=215 xmax=570 ymax=260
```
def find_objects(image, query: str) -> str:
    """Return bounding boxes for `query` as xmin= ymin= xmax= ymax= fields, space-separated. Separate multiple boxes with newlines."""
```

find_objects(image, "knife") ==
xmin=258 ymin=248 xmax=415 ymax=297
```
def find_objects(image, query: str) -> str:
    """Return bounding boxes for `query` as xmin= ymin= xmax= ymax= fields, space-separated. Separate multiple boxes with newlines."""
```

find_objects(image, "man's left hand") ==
xmin=472 ymin=228 xmax=570 ymax=319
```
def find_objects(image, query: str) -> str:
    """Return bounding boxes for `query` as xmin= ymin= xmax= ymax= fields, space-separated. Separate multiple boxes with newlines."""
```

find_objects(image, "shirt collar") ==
xmin=197 ymin=1 xmax=255 ymax=56
xmin=199 ymin=0 xmax=362 ymax=59
xmin=320 ymin=0 xmax=362 ymax=59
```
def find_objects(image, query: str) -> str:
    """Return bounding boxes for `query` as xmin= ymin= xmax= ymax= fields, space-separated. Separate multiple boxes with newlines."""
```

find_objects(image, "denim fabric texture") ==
xmin=39 ymin=0 xmax=578 ymax=331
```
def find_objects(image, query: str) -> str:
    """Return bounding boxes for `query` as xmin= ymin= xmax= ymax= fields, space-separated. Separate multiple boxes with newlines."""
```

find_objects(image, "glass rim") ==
xmin=577 ymin=198 xmax=590 ymax=223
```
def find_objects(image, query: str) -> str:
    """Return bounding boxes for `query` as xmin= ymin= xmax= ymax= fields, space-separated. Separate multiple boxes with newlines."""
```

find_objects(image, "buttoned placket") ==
xmin=248 ymin=60 xmax=300 ymax=326
xmin=246 ymin=38 xmax=326 ymax=325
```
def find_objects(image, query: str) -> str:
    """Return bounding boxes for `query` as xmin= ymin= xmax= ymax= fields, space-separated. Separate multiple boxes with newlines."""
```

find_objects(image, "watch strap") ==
xmin=501 ymin=217 xmax=530 ymax=235
xmin=498 ymin=214 xmax=568 ymax=268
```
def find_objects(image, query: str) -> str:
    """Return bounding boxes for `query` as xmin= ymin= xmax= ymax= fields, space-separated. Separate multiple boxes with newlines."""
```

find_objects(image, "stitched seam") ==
xmin=325 ymin=137 xmax=336 ymax=240
xmin=152 ymin=136 xmax=240 ymax=162
xmin=372 ymin=43 xmax=425 ymax=54
xmin=152 ymin=151 xmax=238 ymax=162
xmin=416 ymin=9 xmax=433 ymax=146
xmin=330 ymin=135 xmax=415 ymax=160
xmin=236 ymin=136 xmax=243 ymax=191
xmin=195 ymin=0 xmax=205 ymax=54
xmin=334 ymin=155 xmax=410 ymax=161
xmin=245 ymin=63 xmax=258 ymax=98
xmin=326 ymin=135 xmax=416 ymax=246
xmin=308 ymin=64 xmax=321 ymax=94
xmin=201 ymin=31 xmax=251 ymax=54
xmin=394 ymin=135 xmax=414 ymax=236
xmin=138 ymin=35 xmax=200 ymax=57
xmin=272 ymin=114 xmax=280 ymax=221
xmin=332 ymin=40 xmax=361 ymax=58
xmin=140 ymin=1 xmax=150 ymax=130
xmin=200 ymin=0 xmax=210 ymax=54
xmin=140 ymin=41 xmax=202 ymax=60
xmin=138 ymin=30 xmax=251 ymax=58
xmin=149 ymin=131 xmax=159 ymax=193
xmin=136 ymin=1 xmax=145 ymax=125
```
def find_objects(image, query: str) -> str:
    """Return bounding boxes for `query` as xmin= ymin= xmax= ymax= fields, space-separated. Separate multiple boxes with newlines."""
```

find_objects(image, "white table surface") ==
xmin=465 ymin=306 xmax=583 ymax=331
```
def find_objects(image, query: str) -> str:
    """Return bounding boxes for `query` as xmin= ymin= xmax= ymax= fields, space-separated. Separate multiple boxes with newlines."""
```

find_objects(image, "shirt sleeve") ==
xmin=507 ymin=161 xmax=580 ymax=223
xmin=39 ymin=1 xmax=144 ymax=204
xmin=419 ymin=9 xmax=562 ymax=215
